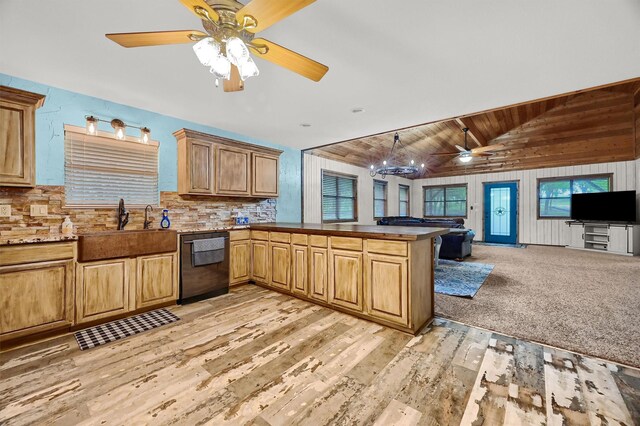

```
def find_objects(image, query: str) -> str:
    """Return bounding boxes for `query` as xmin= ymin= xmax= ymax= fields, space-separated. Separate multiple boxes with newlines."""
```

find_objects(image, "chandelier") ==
xmin=369 ymin=132 xmax=425 ymax=178
xmin=192 ymin=35 xmax=259 ymax=87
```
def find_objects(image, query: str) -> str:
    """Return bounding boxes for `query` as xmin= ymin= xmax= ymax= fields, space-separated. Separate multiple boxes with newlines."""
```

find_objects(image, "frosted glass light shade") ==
xmin=140 ymin=127 xmax=151 ymax=144
xmin=86 ymin=116 xmax=98 ymax=135
xmin=238 ymin=57 xmax=259 ymax=81
xmin=193 ymin=37 xmax=219 ymax=66
xmin=226 ymin=37 xmax=249 ymax=66
xmin=209 ymin=55 xmax=231 ymax=79
xmin=459 ymin=154 xmax=472 ymax=163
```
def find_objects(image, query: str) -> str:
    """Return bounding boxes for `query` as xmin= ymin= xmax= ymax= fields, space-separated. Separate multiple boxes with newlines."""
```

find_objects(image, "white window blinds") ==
xmin=64 ymin=126 xmax=159 ymax=207
xmin=322 ymin=171 xmax=357 ymax=222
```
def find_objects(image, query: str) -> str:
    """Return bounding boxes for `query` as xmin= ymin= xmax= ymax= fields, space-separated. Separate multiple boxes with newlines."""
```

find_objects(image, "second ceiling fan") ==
xmin=106 ymin=0 xmax=329 ymax=92
xmin=430 ymin=128 xmax=504 ymax=163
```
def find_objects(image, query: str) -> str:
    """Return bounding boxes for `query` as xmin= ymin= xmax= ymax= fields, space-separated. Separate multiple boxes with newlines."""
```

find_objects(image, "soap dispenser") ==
xmin=61 ymin=216 xmax=74 ymax=236
xmin=160 ymin=209 xmax=171 ymax=229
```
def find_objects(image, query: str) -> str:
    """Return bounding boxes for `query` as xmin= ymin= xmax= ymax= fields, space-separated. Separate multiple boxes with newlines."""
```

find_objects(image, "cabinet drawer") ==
xmin=366 ymin=240 xmax=408 ymax=257
xmin=330 ymin=237 xmax=363 ymax=251
xmin=0 ymin=242 xmax=75 ymax=267
xmin=270 ymin=232 xmax=291 ymax=244
xmin=291 ymin=233 xmax=308 ymax=245
xmin=251 ymin=230 xmax=269 ymax=241
xmin=229 ymin=229 xmax=250 ymax=241
xmin=309 ymin=235 xmax=328 ymax=248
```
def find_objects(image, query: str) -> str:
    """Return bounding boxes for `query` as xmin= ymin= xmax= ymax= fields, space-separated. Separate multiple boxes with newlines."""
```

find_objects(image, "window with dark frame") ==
xmin=538 ymin=174 xmax=611 ymax=218
xmin=423 ymin=184 xmax=467 ymax=218
xmin=399 ymin=184 xmax=410 ymax=217
xmin=373 ymin=180 xmax=387 ymax=219
xmin=322 ymin=171 xmax=358 ymax=223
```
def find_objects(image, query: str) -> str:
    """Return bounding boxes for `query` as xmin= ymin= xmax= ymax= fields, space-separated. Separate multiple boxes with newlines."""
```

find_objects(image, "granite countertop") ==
xmin=0 ymin=234 xmax=79 ymax=246
xmin=250 ymin=222 xmax=450 ymax=241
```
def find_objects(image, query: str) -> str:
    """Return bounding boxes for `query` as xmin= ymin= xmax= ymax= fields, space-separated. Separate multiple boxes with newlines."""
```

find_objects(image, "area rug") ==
xmin=74 ymin=308 xmax=179 ymax=350
xmin=473 ymin=241 xmax=527 ymax=248
xmin=435 ymin=260 xmax=494 ymax=298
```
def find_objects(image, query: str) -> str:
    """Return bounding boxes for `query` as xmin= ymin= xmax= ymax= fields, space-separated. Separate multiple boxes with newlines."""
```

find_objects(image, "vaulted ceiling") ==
xmin=305 ymin=78 xmax=640 ymax=178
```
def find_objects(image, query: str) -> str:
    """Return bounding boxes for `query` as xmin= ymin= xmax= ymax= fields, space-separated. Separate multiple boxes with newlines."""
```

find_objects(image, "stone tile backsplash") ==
xmin=0 ymin=186 xmax=276 ymax=241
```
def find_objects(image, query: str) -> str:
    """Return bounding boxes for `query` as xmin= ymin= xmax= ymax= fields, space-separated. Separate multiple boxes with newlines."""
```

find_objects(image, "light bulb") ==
xmin=86 ymin=116 xmax=98 ymax=135
xmin=459 ymin=155 xmax=472 ymax=163
xmin=238 ymin=56 xmax=259 ymax=81
xmin=140 ymin=127 xmax=150 ymax=144
xmin=192 ymin=37 xmax=219 ymax=66
xmin=370 ymin=165 xmax=374 ymax=170
xmin=383 ymin=160 xmax=387 ymax=165
xmin=225 ymin=37 xmax=249 ymax=66
xmin=116 ymin=127 xmax=125 ymax=140
xmin=420 ymin=163 xmax=425 ymax=168
xmin=410 ymin=160 xmax=415 ymax=165
xmin=209 ymin=55 xmax=231 ymax=79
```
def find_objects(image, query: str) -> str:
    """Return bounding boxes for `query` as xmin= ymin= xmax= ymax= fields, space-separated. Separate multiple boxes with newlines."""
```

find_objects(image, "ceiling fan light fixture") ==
xmin=459 ymin=153 xmax=473 ymax=163
xmin=238 ymin=56 xmax=259 ymax=81
xmin=193 ymin=37 xmax=219 ymax=66
xmin=209 ymin=55 xmax=231 ymax=79
xmin=225 ymin=37 xmax=249 ymax=66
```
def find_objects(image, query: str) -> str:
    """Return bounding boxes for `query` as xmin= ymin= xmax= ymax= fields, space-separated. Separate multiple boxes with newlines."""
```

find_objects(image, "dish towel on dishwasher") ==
xmin=192 ymin=237 xmax=225 ymax=266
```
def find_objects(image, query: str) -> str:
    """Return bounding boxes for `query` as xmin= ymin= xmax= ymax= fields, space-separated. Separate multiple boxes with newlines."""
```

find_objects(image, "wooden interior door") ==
xmin=216 ymin=146 xmax=250 ymax=195
xmin=269 ymin=242 xmax=290 ymax=291
xmin=0 ymin=100 xmax=34 ymax=187
xmin=364 ymin=254 xmax=408 ymax=326
xmin=136 ymin=253 xmax=177 ymax=309
xmin=251 ymin=240 xmax=269 ymax=283
xmin=76 ymin=259 xmax=131 ymax=323
xmin=309 ymin=247 xmax=328 ymax=302
xmin=230 ymin=240 xmax=250 ymax=284
xmin=0 ymin=260 xmax=73 ymax=339
xmin=291 ymin=244 xmax=308 ymax=295
xmin=328 ymin=249 xmax=363 ymax=312
xmin=188 ymin=140 xmax=214 ymax=194
xmin=252 ymin=153 xmax=279 ymax=197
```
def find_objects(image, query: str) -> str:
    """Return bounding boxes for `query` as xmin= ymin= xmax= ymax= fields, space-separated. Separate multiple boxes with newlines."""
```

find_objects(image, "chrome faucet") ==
xmin=117 ymin=198 xmax=129 ymax=230
xmin=144 ymin=205 xmax=153 ymax=229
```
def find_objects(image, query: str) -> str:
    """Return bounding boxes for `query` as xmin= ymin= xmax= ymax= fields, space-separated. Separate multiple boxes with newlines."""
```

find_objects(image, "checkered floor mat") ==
xmin=74 ymin=308 xmax=180 ymax=351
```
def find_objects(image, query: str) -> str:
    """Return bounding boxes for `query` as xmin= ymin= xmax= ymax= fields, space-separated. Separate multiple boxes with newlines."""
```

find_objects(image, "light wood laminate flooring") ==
xmin=1 ymin=285 xmax=638 ymax=425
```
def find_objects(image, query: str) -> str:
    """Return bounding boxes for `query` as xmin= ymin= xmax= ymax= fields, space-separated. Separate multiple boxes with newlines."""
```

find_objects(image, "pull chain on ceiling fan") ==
xmin=105 ymin=0 xmax=329 ymax=93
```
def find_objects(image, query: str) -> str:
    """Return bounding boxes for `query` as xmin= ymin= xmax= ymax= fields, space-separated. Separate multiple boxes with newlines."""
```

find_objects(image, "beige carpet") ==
xmin=435 ymin=244 xmax=640 ymax=368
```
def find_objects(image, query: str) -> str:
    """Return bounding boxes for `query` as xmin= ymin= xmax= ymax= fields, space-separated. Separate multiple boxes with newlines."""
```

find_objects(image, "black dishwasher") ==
xmin=179 ymin=231 xmax=229 ymax=304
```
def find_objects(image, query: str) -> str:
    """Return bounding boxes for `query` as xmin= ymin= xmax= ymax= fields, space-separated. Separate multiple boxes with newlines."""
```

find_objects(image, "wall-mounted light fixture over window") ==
xmin=85 ymin=115 xmax=151 ymax=144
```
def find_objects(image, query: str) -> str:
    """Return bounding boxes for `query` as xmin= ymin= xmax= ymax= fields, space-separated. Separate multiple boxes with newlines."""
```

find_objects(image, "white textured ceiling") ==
xmin=1 ymin=0 xmax=640 ymax=150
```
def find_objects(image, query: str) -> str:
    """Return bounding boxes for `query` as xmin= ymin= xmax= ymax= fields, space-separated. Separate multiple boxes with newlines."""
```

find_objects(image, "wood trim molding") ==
xmin=0 ymin=85 xmax=46 ymax=108
xmin=173 ymin=128 xmax=283 ymax=156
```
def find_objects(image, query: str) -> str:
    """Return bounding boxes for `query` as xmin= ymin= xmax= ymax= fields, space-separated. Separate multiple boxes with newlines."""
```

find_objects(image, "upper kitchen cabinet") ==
xmin=0 ymin=86 xmax=45 ymax=187
xmin=174 ymin=128 xmax=282 ymax=198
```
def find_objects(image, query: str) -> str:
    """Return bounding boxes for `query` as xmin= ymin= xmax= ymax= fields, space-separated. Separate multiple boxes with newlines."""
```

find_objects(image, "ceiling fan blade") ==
xmin=427 ymin=152 xmax=460 ymax=157
xmin=179 ymin=0 xmax=219 ymax=22
xmin=237 ymin=0 xmax=316 ymax=33
xmin=223 ymin=65 xmax=244 ymax=92
xmin=470 ymin=143 xmax=506 ymax=154
xmin=250 ymin=38 xmax=328 ymax=81
xmin=454 ymin=145 xmax=468 ymax=153
xmin=106 ymin=30 xmax=206 ymax=48
xmin=471 ymin=152 xmax=495 ymax=157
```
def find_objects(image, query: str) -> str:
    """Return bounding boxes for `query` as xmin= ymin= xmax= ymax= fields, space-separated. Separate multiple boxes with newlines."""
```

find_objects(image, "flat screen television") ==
xmin=570 ymin=190 xmax=637 ymax=222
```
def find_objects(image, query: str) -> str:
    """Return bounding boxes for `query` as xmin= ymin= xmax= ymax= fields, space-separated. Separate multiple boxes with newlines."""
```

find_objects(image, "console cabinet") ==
xmin=565 ymin=222 xmax=639 ymax=256
xmin=174 ymin=128 xmax=281 ymax=197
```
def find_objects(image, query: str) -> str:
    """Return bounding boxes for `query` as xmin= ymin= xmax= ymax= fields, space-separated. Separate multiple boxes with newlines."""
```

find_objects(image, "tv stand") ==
xmin=565 ymin=221 xmax=639 ymax=256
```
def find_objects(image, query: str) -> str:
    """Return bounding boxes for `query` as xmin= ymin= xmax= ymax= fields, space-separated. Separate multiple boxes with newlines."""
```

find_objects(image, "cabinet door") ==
xmin=76 ymin=258 xmax=132 ymax=324
xmin=230 ymin=240 xmax=251 ymax=285
xmin=328 ymin=249 xmax=363 ymax=312
xmin=269 ymin=242 xmax=291 ymax=291
xmin=216 ymin=146 xmax=251 ymax=195
xmin=609 ymin=226 xmax=629 ymax=254
xmin=309 ymin=247 xmax=328 ymax=302
xmin=252 ymin=153 xmax=279 ymax=197
xmin=188 ymin=140 xmax=215 ymax=194
xmin=364 ymin=254 xmax=409 ymax=326
xmin=251 ymin=240 xmax=269 ymax=283
xmin=568 ymin=224 xmax=584 ymax=248
xmin=0 ymin=260 xmax=74 ymax=339
xmin=291 ymin=244 xmax=308 ymax=296
xmin=0 ymin=100 xmax=35 ymax=187
xmin=137 ymin=253 xmax=178 ymax=309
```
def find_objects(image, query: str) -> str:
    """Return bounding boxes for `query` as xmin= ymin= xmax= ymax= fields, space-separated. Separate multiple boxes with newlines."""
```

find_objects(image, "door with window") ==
xmin=484 ymin=182 xmax=518 ymax=244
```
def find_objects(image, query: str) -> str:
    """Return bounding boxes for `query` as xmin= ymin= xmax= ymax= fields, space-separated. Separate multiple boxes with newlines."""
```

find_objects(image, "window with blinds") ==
xmin=64 ymin=126 xmax=159 ymax=207
xmin=373 ymin=180 xmax=387 ymax=219
xmin=322 ymin=171 xmax=357 ymax=223
xmin=399 ymin=184 xmax=410 ymax=217
xmin=423 ymin=184 xmax=467 ymax=218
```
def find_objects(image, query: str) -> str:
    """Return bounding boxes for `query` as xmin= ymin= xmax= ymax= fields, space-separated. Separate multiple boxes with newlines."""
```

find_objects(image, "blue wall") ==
xmin=0 ymin=73 xmax=301 ymax=222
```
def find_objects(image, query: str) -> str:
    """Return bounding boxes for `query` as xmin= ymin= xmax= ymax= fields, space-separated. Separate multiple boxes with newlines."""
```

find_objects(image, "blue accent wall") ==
xmin=0 ymin=73 xmax=301 ymax=222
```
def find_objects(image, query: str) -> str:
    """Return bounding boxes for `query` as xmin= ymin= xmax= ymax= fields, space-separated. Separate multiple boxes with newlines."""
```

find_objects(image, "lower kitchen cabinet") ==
xmin=291 ymin=244 xmax=308 ymax=296
xmin=76 ymin=258 xmax=133 ymax=324
xmin=137 ymin=253 xmax=178 ymax=309
xmin=0 ymin=259 xmax=74 ymax=340
xmin=328 ymin=249 xmax=363 ymax=312
xmin=251 ymin=240 xmax=269 ymax=284
xmin=230 ymin=240 xmax=251 ymax=285
xmin=364 ymin=253 xmax=409 ymax=326
xmin=269 ymin=242 xmax=290 ymax=291
xmin=309 ymin=247 xmax=328 ymax=302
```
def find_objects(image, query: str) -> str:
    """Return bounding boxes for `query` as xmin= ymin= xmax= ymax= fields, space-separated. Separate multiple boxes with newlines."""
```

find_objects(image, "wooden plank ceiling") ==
xmin=305 ymin=78 xmax=640 ymax=178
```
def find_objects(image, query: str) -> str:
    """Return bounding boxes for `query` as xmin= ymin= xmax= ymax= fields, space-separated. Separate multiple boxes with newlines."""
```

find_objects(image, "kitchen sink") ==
xmin=77 ymin=229 xmax=178 ymax=262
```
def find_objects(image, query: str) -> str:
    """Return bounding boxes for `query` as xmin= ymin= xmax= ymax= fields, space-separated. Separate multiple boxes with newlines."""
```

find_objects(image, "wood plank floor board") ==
xmin=1 ymin=285 xmax=638 ymax=426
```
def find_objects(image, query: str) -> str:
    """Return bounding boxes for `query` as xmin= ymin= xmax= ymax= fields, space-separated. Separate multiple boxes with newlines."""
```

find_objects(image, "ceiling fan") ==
xmin=430 ymin=128 xmax=504 ymax=163
xmin=105 ymin=0 xmax=329 ymax=92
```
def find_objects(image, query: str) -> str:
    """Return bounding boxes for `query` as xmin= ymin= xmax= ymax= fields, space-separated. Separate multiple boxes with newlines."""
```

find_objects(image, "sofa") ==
xmin=377 ymin=216 xmax=475 ymax=260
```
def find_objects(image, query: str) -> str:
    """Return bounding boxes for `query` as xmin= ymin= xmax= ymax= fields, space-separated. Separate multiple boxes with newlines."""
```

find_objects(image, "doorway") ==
xmin=483 ymin=182 xmax=518 ymax=244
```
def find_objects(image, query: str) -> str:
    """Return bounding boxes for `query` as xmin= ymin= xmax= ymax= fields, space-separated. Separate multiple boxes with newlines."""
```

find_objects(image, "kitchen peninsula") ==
xmin=230 ymin=223 xmax=449 ymax=334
